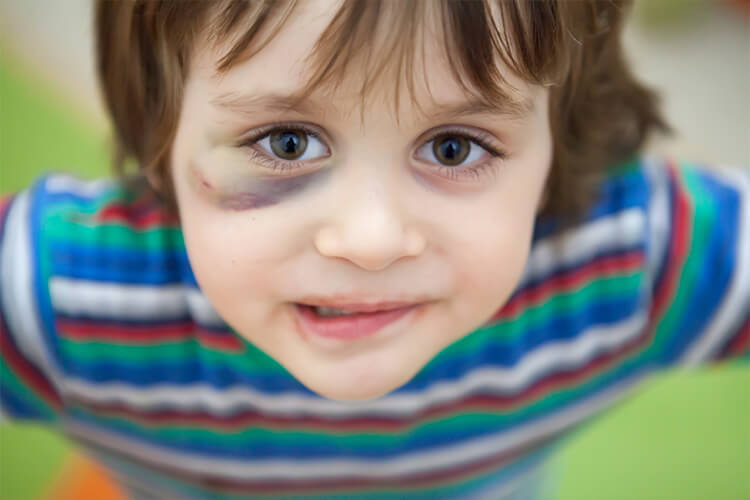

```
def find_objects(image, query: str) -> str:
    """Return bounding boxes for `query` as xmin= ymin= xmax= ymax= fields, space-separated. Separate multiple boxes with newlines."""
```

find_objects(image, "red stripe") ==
xmin=724 ymin=316 xmax=750 ymax=357
xmin=649 ymin=162 xmax=692 ymax=323
xmin=95 ymin=191 xmax=179 ymax=229
xmin=492 ymin=250 xmax=645 ymax=321
xmin=195 ymin=329 xmax=244 ymax=351
xmin=200 ymin=436 xmax=552 ymax=495
xmin=0 ymin=314 xmax=63 ymax=411
xmin=69 ymin=317 xmax=652 ymax=434
xmin=97 ymin=205 xmax=179 ymax=229
xmin=72 ymin=429 xmax=554 ymax=496
xmin=69 ymin=326 xmax=650 ymax=496
xmin=0 ymin=196 xmax=14 ymax=226
xmin=57 ymin=318 xmax=244 ymax=351
xmin=0 ymin=195 xmax=13 ymax=212
xmin=58 ymin=318 xmax=195 ymax=341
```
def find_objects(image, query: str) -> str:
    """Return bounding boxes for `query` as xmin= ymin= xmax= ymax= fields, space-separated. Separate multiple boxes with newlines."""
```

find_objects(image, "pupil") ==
xmin=271 ymin=130 xmax=308 ymax=160
xmin=434 ymin=135 xmax=469 ymax=166
xmin=442 ymin=139 xmax=458 ymax=159
xmin=281 ymin=133 xmax=298 ymax=153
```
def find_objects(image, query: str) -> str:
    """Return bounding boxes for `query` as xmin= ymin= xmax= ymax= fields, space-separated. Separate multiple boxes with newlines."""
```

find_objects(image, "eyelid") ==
xmin=416 ymin=125 xmax=505 ymax=155
xmin=240 ymin=121 xmax=333 ymax=150
xmin=238 ymin=122 xmax=333 ymax=173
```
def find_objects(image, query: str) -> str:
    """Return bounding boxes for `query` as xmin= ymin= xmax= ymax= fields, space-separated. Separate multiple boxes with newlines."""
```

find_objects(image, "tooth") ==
xmin=314 ymin=306 xmax=357 ymax=317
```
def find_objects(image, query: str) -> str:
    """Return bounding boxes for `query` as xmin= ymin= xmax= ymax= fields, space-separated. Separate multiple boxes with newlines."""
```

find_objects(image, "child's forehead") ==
xmin=193 ymin=0 xmax=536 ymax=126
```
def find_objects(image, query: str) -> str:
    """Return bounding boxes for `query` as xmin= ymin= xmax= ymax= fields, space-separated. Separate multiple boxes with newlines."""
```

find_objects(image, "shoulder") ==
xmin=529 ymin=154 xmax=748 ymax=280
xmin=1 ymin=172 xmax=188 ymax=365
xmin=27 ymin=173 xmax=181 ymax=238
xmin=24 ymin=172 xmax=193 ymax=314
xmin=525 ymin=154 xmax=749 ymax=367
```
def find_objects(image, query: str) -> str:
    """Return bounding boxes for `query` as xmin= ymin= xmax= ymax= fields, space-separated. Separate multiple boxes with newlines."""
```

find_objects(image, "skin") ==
xmin=189 ymin=147 xmax=333 ymax=210
xmin=170 ymin=0 xmax=553 ymax=401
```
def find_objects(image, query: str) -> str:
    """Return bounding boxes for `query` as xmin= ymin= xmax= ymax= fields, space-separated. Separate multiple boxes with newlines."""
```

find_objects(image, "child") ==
xmin=1 ymin=0 xmax=747 ymax=498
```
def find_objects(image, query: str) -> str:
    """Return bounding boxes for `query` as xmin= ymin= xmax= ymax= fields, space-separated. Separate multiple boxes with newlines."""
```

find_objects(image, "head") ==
xmin=95 ymin=0 xmax=667 ymax=400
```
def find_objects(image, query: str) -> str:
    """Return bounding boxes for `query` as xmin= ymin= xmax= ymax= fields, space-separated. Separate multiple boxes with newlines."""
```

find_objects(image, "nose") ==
xmin=314 ymin=177 xmax=426 ymax=271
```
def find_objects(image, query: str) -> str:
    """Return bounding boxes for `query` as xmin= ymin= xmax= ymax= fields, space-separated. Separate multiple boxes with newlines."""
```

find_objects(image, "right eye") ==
xmin=254 ymin=127 xmax=329 ymax=162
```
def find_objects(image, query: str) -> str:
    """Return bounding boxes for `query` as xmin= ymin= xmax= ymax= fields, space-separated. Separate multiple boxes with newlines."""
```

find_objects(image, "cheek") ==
xmin=459 ymin=219 xmax=532 ymax=299
xmin=185 ymin=148 xmax=331 ymax=211
xmin=178 ymin=202 xmax=290 ymax=323
xmin=446 ymin=188 xmax=541 ymax=326
xmin=191 ymin=167 xmax=331 ymax=211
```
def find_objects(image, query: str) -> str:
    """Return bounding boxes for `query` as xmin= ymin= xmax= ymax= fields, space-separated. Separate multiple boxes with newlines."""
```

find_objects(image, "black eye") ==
xmin=432 ymin=135 xmax=470 ymax=166
xmin=270 ymin=130 xmax=308 ymax=160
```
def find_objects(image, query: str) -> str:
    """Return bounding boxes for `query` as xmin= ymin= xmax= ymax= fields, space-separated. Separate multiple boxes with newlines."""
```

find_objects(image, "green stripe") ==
xmin=94 ymin=438 xmax=555 ymax=500
xmin=44 ymin=210 xmax=184 ymax=251
xmin=423 ymin=271 xmax=644 ymax=370
xmin=58 ymin=336 xmax=284 ymax=373
xmin=57 ymin=273 xmax=643 ymax=374
xmin=68 ymin=346 xmax=648 ymax=451
xmin=0 ymin=363 xmax=57 ymax=421
xmin=650 ymin=165 xmax=713 ymax=359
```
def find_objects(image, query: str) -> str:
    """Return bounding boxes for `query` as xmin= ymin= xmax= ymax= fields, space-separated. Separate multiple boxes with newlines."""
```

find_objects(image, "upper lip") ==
xmin=295 ymin=297 xmax=429 ymax=313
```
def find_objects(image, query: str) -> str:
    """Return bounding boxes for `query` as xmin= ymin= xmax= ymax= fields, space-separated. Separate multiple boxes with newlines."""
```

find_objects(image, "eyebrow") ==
xmin=211 ymin=90 xmax=535 ymax=122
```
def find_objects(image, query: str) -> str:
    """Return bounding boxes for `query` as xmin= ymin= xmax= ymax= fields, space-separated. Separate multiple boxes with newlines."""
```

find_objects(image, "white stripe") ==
xmin=463 ymin=462 xmax=551 ymax=500
xmin=63 ymin=373 xmax=646 ymax=481
xmin=61 ymin=311 xmax=647 ymax=419
xmin=642 ymin=155 xmax=671 ymax=296
xmin=44 ymin=174 xmax=117 ymax=197
xmin=0 ymin=191 xmax=63 ymax=389
xmin=50 ymin=278 xmax=224 ymax=326
xmin=84 ymin=449 xmax=179 ymax=500
xmin=682 ymin=166 xmax=750 ymax=364
xmin=185 ymin=289 xmax=225 ymax=325
xmin=519 ymin=207 xmax=646 ymax=287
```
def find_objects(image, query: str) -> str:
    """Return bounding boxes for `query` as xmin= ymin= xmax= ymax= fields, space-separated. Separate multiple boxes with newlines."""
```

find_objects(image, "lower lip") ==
xmin=293 ymin=303 xmax=423 ymax=341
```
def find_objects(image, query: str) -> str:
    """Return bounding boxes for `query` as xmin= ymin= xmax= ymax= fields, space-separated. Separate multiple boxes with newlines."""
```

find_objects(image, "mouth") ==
xmin=292 ymin=302 xmax=425 ymax=341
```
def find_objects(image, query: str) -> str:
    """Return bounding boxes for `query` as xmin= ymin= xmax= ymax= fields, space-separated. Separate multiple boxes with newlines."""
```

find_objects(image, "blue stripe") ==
xmin=0 ymin=383 xmax=47 ymax=420
xmin=49 ymin=242 xmax=199 ymax=287
xmin=49 ymin=243 xmax=190 ymax=285
xmin=407 ymin=294 xmax=643 ymax=384
xmin=58 ymin=297 xmax=637 ymax=394
xmin=60 ymin=295 xmax=642 ymax=392
xmin=63 ymin=358 xmax=313 ymax=392
xmin=83 ymin=433 xmax=559 ymax=500
xmin=660 ymin=167 xmax=741 ymax=364
xmin=531 ymin=160 xmax=649 ymax=242
xmin=66 ymin=363 xmax=649 ymax=461
xmin=514 ymin=243 xmax=645 ymax=294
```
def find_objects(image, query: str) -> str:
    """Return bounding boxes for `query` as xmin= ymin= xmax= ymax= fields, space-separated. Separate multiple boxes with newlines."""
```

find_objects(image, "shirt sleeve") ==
xmin=644 ymin=157 xmax=749 ymax=367
xmin=0 ymin=184 xmax=64 ymax=423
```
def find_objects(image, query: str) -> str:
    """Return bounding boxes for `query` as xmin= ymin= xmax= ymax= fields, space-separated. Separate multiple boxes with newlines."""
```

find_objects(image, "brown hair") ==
xmin=95 ymin=0 xmax=669 ymax=221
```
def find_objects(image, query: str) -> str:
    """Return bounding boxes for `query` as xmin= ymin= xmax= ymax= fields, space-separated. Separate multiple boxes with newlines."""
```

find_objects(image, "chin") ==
xmin=289 ymin=363 xmax=415 ymax=401
xmin=298 ymin=376 xmax=398 ymax=402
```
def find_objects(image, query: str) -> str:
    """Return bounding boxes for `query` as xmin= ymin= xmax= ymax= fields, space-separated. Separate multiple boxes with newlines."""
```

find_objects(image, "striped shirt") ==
xmin=1 ymin=155 xmax=748 ymax=499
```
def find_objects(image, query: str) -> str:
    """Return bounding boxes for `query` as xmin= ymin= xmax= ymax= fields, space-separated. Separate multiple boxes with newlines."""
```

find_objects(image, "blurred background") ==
xmin=0 ymin=0 xmax=748 ymax=499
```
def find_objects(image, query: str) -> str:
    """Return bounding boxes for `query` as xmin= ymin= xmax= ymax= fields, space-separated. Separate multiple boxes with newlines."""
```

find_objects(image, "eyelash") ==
xmin=238 ymin=122 xmax=506 ymax=182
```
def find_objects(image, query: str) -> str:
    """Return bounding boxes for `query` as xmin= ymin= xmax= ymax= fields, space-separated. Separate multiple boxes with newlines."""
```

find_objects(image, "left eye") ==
xmin=415 ymin=134 xmax=490 ymax=167
xmin=256 ymin=129 xmax=328 ymax=161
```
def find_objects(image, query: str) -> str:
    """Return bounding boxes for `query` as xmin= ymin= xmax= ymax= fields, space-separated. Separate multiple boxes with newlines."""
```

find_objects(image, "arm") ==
xmin=0 ymin=184 xmax=64 ymax=423
xmin=644 ymin=157 xmax=749 ymax=367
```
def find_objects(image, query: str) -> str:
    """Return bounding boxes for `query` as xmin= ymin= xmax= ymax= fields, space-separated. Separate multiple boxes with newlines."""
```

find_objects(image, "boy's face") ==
xmin=170 ymin=0 xmax=552 ymax=401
